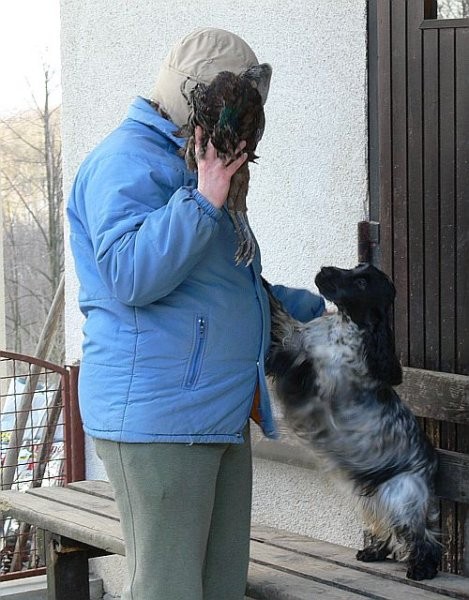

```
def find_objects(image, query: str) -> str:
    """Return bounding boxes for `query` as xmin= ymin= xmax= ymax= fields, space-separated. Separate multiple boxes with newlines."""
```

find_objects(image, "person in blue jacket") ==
xmin=67 ymin=27 xmax=325 ymax=600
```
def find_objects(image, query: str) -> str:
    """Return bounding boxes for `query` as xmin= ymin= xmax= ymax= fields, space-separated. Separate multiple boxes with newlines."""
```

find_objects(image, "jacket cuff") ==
xmin=192 ymin=189 xmax=223 ymax=221
xmin=312 ymin=295 xmax=326 ymax=318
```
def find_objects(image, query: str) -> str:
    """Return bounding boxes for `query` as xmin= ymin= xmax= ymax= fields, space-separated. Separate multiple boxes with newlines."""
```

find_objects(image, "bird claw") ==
xmin=230 ymin=211 xmax=256 ymax=266
xmin=235 ymin=239 xmax=255 ymax=266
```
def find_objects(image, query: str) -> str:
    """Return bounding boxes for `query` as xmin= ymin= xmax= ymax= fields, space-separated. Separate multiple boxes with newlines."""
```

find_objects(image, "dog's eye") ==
xmin=355 ymin=278 xmax=367 ymax=290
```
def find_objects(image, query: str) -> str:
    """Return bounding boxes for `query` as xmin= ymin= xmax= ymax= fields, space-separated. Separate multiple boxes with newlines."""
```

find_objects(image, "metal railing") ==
xmin=0 ymin=350 xmax=83 ymax=580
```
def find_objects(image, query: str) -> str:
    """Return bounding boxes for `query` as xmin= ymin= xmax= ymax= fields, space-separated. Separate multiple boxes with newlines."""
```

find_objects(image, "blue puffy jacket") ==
xmin=67 ymin=97 xmax=325 ymax=443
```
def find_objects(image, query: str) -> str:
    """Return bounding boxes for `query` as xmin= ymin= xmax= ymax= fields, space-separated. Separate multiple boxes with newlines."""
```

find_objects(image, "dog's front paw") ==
xmin=356 ymin=546 xmax=389 ymax=562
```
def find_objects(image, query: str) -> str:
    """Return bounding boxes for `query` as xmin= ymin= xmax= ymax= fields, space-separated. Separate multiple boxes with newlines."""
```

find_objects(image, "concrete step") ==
xmin=0 ymin=574 xmax=103 ymax=600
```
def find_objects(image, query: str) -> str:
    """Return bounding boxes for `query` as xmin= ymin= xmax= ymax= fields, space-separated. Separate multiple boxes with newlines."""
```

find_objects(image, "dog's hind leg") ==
xmin=357 ymin=473 xmax=441 ymax=578
xmin=394 ymin=524 xmax=441 ymax=581
xmin=370 ymin=473 xmax=441 ymax=580
xmin=392 ymin=492 xmax=441 ymax=580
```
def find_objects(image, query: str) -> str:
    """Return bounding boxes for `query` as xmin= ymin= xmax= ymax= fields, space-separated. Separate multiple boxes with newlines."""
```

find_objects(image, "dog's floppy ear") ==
xmin=363 ymin=307 xmax=403 ymax=386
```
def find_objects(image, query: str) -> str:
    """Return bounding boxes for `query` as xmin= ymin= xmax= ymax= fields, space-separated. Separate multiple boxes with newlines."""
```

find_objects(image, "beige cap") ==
xmin=151 ymin=27 xmax=262 ymax=128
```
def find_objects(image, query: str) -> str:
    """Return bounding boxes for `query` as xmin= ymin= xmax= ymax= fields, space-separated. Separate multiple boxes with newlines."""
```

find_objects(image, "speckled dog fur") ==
xmin=265 ymin=264 xmax=442 ymax=581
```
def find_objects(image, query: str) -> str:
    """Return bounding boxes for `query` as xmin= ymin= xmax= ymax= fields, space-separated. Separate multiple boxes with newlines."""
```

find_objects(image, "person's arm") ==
xmin=270 ymin=283 xmax=325 ymax=322
xmin=75 ymin=153 xmax=222 ymax=306
xmin=75 ymin=130 xmax=247 ymax=307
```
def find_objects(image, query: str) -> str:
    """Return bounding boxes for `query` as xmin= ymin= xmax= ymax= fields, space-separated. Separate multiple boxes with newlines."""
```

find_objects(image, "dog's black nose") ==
xmin=315 ymin=266 xmax=340 ymax=283
xmin=319 ymin=266 xmax=338 ymax=276
xmin=315 ymin=267 xmax=341 ymax=300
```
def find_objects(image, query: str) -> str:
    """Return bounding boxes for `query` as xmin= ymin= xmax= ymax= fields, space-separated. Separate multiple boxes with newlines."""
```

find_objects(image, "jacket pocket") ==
xmin=183 ymin=314 xmax=208 ymax=389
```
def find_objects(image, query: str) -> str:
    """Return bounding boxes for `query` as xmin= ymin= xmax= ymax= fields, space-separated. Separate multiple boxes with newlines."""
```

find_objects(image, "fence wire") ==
xmin=0 ymin=351 xmax=81 ymax=580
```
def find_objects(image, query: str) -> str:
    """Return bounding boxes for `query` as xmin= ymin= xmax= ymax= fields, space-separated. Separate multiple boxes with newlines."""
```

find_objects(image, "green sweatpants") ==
xmin=94 ymin=427 xmax=252 ymax=600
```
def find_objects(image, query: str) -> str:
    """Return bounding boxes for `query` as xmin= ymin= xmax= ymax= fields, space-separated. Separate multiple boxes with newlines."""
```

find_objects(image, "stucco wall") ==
xmin=61 ymin=0 xmax=367 ymax=593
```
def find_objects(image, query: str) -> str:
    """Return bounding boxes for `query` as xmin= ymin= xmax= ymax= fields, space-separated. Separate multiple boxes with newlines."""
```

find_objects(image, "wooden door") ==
xmin=368 ymin=0 xmax=469 ymax=574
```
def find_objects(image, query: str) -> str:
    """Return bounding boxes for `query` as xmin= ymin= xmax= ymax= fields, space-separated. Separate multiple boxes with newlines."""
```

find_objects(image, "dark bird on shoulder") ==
xmin=177 ymin=64 xmax=272 ymax=266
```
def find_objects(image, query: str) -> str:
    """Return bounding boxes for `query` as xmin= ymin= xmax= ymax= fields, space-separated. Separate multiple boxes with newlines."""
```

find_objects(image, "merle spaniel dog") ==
xmin=265 ymin=263 xmax=441 ymax=580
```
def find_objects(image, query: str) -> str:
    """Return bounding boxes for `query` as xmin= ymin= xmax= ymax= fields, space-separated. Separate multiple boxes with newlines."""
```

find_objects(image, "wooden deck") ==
xmin=0 ymin=480 xmax=468 ymax=599
xmin=249 ymin=527 xmax=469 ymax=599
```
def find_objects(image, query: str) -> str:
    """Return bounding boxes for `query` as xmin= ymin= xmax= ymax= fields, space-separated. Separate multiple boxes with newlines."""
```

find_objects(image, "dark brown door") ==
xmin=368 ymin=0 xmax=469 ymax=574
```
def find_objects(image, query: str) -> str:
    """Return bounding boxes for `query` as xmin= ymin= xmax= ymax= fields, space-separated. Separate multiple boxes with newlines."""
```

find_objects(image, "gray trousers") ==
xmin=95 ymin=426 xmax=252 ymax=600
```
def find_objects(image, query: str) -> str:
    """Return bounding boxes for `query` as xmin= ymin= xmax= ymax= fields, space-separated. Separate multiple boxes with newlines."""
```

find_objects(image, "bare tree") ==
xmin=1 ymin=66 xmax=64 ymax=361
xmin=438 ymin=0 xmax=469 ymax=18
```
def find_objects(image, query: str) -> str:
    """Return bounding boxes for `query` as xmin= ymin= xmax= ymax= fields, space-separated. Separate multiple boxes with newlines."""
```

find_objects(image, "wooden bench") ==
xmin=1 ymin=480 xmax=468 ymax=600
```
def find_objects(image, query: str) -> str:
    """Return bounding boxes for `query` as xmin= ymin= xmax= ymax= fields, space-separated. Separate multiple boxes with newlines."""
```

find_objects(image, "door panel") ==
xmin=368 ymin=0 xmax=469 ymax=574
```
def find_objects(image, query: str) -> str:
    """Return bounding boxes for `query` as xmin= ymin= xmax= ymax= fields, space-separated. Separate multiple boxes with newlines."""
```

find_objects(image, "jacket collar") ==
xmin=127 ymin=96 xmax=186 ymax=148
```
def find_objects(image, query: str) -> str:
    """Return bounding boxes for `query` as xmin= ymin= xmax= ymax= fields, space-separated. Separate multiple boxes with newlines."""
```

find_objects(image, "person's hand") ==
xmin=196 ymin=126 xmax=247 ymax=209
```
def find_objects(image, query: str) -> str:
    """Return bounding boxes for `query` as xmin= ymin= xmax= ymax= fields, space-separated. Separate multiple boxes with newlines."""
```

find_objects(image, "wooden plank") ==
xmin=438 ymin=27 xmax=457 ymax=376
xmin=67 ymin=480 xmax=115 ymax=501
xmin=391 ymin=0 xmax=409 ymax=364
xmin=455 ymin=41 xmax=469 ymax=588
xmin=247 ymin=561 xmax=367 ymax=600
xmin=0 ymin=489 xmax=124 ymax=555
xmin=251 ymin=526 xmax=469 ymax=599
xmin=423 ymin=27 xmax=440 ymax=375
xmin=436 ymin=450 xmax=469 ymax=504
xmin=438 ymin=25 xmax=459 ymax=574
xmin=421 ymin=24 xmax=441 ymax=462
xmin=376 ymin=0 xmax=393 ymax=277
xmin=399 ymin=367 xmax=469 ymax=424
xmin=27 ymin=485 xmax=120 ymax=521
xmin=250 ymin=540 xmax=449 ymax=600
xmin=421 ymin=19 xmax=469 ymax=30
xmin=407 ymin=0 xmax=425 ymax=369
xmin=463 ymin=510 xmax=469 ymax=576
xmin=455 ymin=30 xmax=469 ymax=376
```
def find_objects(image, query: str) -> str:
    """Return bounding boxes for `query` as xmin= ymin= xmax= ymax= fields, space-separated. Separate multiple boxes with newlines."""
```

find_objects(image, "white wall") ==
xmin=61 ymin=0 xmax=367 ymax=593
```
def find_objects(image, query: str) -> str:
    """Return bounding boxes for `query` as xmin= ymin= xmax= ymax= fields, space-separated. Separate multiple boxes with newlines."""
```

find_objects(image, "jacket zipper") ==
xmin=252 ymin=268 xmax=266 ymax=427
xmin=185 ymin=316 xmax=206 ymax=388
